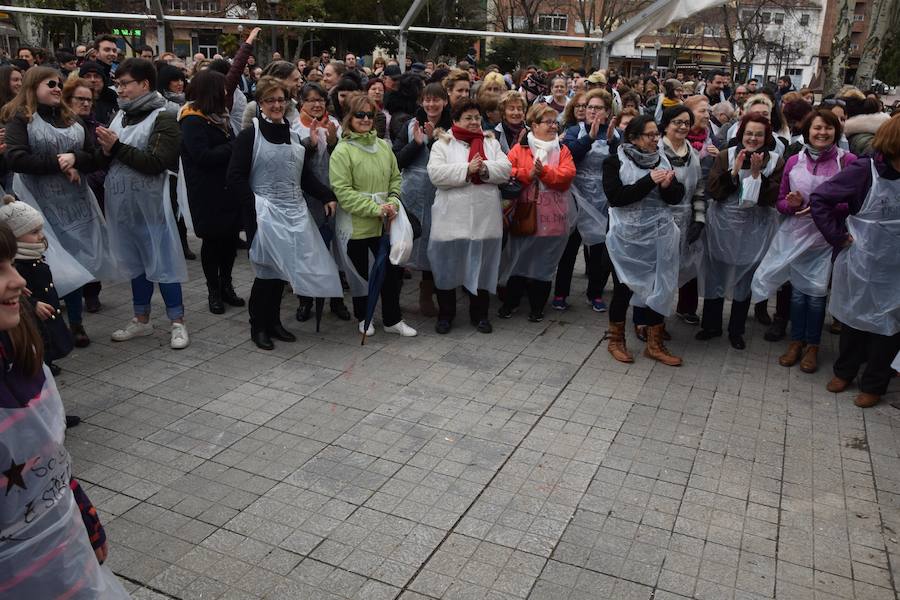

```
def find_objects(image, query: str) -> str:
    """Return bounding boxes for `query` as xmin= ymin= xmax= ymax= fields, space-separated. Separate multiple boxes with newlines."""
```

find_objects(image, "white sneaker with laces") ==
xmin=111 ymin=318 xmax=154 ymax=342
xmin=170 ymin=322 xmax=190 ymax=349
xmin=358 ymin=321 xmax=375 ymax=336
xmin=384 ymin=320 xmax=417 ymax=337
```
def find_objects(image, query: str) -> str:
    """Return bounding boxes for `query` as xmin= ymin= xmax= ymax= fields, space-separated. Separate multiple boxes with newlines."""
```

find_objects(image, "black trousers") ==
xmin=200 ymin=235 xmax=238 ymax=288
xmin=83 ymin=281 xmax=102 ymax=301
xmin=676 ymin=278 xmax=698 ymax=315
xmin=608 ymin=271 xmax=664 ymax=326
xmin=701 ymin=297 xmax=752 ymax=336
xmin=347 ymin=237 xmax=403 ymax=327
xmin=553 ymin=230 xmax=612 ymax=300
xmin=248 ymin=278 xmax=285 ymax=331
xmin=834 ymin=325 xmax=900 ymax=395
xmin=435 ymin=288 xmax=489 ymax=322
xmin=504 ymin=276 xmax=552 ymax=314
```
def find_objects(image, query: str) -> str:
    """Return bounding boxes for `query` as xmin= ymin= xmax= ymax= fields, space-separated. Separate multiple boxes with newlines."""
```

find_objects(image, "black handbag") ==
xmin=499 ymin=177 xmax=523 ymax=200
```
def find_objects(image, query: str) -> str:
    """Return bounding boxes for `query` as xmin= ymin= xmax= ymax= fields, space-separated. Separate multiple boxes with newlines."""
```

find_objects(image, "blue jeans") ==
xmin=62 ymin=288 xmax=83 ymax=325
xmin=789 ymin=288 xmax=826 ymax=345
xmin=132 ymin=274 xmax=184 ymax=321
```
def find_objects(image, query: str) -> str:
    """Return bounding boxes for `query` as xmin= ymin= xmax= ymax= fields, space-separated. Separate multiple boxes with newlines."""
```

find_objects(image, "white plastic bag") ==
xmin=389 ymin=202 xmax=414 ymax=266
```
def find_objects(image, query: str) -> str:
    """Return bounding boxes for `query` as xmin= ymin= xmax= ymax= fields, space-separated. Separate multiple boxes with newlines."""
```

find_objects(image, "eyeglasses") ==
xmin=115 ymin=78 xmax=137 ymax=89
xmin=641 ymin=131 xmax=661 ymax=139
xmin=44 ymin=80 xmax=62 ymax=89
xmin=743 ymin=131 xmax=766 ymax=138
xmin=262 ymin=97 xmax=287 ymax=105
xmin=586 ymin=104 xmax=606 ymax=111
xmin=573 ymin=103 xmax=587 ymax=109
xmin=670 ymin=119 xmax=691 ymax=128
xmin=537 ymin=120 xmax=558 ymax=127
xmin=303 ymin=98 xmax=325 ymax=104
xmin=354 ymin=111 xmax=375 ymax=120
xmin=72 ymin=96 xmax=93 ymax=104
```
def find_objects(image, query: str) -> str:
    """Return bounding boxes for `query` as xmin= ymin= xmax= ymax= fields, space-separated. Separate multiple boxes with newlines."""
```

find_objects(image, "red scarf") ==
xmin=451 ymin=125 xmax=486 ymax=184
xmin=687 ymin=127 xmax=708 ymax=152
xmin=299 ymin=109 xmax=330 ymax=128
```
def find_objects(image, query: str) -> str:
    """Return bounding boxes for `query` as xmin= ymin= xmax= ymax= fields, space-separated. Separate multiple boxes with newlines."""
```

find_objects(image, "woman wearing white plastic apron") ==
xmin=698 ymin=113 xmax=784 ymax=350
xmin=753 ymin=108 xmax=856 ymax=374
xmin=427 ymin=99 xmax=512 ymax=335
xmin=500 ymin=103 xmax=576 ymax=323
xmin=1 ymin=66 xmax=116 ymax=350
xmin=601 ymin=114 xmax=684 ymax=367
xmin=293 ymin=81 xmax=353 ymax=324
xmin=0 ymin=223 xmax=128 ymax=599
xmin=94 ymin=59 xmax=190 ymax=349
xmin=812 ymin=116 xmax=900 ymax=409
xmin=393 ymin=82 xmax=451 ymax=318
xmin=659 ymin=106 xmax=706 ymax=334
xmin=330 ymin=93 xmax=417 ymax=338
xmin=227 ymin=76 xmax=342 ymax=350
xmin=555 ymin=88 xmax=616 ymax=313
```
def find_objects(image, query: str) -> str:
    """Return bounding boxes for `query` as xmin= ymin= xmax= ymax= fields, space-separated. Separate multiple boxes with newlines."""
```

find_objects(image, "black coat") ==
xmin=179 ymin=113 xmax=240 ymax=239
xmin=15 ymin=257 xmax=73 ymax=363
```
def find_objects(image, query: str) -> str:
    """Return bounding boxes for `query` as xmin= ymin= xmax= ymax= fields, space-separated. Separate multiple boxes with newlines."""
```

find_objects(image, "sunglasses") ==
xmin=354 ymin=111 xmax=375 ymax=120
xmin=44 ymin=80 xmax=62 ymax=89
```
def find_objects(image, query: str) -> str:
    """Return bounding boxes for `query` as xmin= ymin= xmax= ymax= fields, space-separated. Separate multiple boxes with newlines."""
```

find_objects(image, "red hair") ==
xmin=735 ymin=113 xmax=773 ymax=148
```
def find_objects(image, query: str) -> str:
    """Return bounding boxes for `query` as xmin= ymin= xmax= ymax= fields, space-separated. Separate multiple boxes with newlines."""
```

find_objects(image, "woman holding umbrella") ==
xmin=330 ymin=93 xmax=417 ymax=338
xmin=227 ymin=76 xmax=342 ymax=350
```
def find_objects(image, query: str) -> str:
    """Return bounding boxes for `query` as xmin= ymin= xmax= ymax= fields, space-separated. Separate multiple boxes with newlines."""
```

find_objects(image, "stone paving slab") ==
xmin=56 ymin=245 xmax=900 ymax=599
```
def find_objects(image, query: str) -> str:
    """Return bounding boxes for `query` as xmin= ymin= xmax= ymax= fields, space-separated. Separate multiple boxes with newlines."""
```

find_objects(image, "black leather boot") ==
xmin=251 ymin=328 xmax=274 ymax=350
xmin=207 ymin=282 xmax=225 ymax=315
xmin=221 ymin=277 xmax=245 ymax=307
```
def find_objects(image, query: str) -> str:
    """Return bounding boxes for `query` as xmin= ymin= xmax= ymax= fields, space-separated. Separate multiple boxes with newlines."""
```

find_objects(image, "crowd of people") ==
xmin=0 ymin=31 xmax=898 ymax=596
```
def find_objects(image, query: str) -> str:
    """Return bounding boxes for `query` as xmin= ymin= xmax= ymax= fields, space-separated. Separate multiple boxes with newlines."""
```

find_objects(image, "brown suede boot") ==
xmin=826 ymin=376 xmax=851 ymax=393
xmin=778 ymin=341 xmax=805 ymax=367
xmin=799 ymin=345 xmax=819 ymax=373
xmin=419 ymin=280 xmax=437 ymax=317
xmin=606 ymin=322 xmax=634 ymax=363
xmin=854 ymin=392 xmax=880 ymax=408
xmin=644 ymin=323 xmax=682 ymax=366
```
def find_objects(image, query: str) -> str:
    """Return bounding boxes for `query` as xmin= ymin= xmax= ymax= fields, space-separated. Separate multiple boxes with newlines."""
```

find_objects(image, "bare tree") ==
xmin=488 ymin=0 xmax=565 ymax=34
xmin=854 ymin=0 xmax=900 ymax=90
xmin=824 ymin=0 xmax=853 ymax=93
xmin=569 ymin=0 xmax=654 ymax=68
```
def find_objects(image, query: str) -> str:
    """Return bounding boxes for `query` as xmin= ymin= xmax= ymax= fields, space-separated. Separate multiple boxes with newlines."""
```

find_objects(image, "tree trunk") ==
xmin=825 ymin=0 xmax=854 ymax=94
xmin=854 ymin=0 xmax=898 ymax=90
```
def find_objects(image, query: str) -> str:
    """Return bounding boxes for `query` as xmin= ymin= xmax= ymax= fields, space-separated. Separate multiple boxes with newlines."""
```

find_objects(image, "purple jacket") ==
xmin=811 ymin=153 xmax=900 ymax=249
xmin=777 ymin=146 xmax=856 ymax=215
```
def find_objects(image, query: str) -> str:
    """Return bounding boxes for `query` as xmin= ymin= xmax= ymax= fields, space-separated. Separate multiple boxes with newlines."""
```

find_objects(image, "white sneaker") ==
xmin=384 ymin=320 xmax=417 ymax=337
xmin=358 ymin=321 xmax=375 ymax=336
xmin=111 ymin=318 xmax=154 ymax=342
xmin=170 ymin=322 xmax=190 ymax=349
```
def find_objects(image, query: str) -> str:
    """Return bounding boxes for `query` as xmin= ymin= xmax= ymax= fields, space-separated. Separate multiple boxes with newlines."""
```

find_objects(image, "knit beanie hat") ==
xmin=0 ymin=195 xmax=44 ymax=238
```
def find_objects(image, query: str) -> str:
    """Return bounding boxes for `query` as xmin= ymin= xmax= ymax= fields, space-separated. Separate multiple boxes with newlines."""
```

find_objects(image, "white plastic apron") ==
xmin=703 ymin=148 xmax=778 ymax=300
xmin=499 ymin=158 xmax=576 ymax=283
xmin=663 ymin=143 xmax=704 ymax=287
xmin=106 ymin=106 xmax=188 ymax=283
xmin=401 ymin=119 xmax=437 ymax=271
xmin=174 ymin=158 xmax=195 ymax=233
xmin=571 ymin=123 xmax=610 ymax=245
xmin=248 ymin=118 xmax=342 ymax=298
xmin=829 ymin=159 xmax=900 ymax=336
xmin=12 ymin=115 xmax=118 ymax=293
xmin=293 ymin=115 xmax=341 ymax=228
xmin=751 ymin=150 xmax=843 ymax=302
xmin=0 ymin=367 xmax=129 ymax=599
xmin=606 ymin=147 xmax=680 ymax=316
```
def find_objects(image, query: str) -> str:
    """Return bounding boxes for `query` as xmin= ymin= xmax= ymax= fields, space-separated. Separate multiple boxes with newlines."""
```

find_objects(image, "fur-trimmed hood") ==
xmin=844 ymin=112 xmax=890 ymax=137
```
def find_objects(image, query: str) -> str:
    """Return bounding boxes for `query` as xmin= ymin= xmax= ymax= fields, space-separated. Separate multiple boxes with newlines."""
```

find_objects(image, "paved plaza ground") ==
xmin=58 ymin=246 xmax=900 ymax=600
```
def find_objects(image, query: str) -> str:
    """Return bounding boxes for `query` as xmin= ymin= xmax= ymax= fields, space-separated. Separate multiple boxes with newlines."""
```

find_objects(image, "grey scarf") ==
xmin=118 ymin=91 xmax=167 ymax=114
xmin=622 ymin=142 xmax=661 ymax=169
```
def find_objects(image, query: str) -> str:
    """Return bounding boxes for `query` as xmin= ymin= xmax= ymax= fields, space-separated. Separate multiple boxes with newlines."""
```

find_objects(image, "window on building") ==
xmin=852 ymin=13 xmax=865 ymax=21
xmin=168 ymin=0 xmax=186 ymax=10
xmin=774 ymin=12 xmax=784 ymax=24
xmin=679 ymin=24 xmax=695 ymax=35
xmin=194 ymin=0 xmax=217 ymax=11
xmin=537 ymin=14 xmax=568 ymax=32
xmin=800 ymin=13 xmax=810 ymax=25
xmin=761 ymin=12 xmax=771 ymax=23
xmin=506 ymin=16 xmax=526 ymax=30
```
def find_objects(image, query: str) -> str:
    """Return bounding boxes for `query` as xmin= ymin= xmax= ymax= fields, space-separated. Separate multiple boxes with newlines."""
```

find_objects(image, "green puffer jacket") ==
xmin=330 ymin=130 xmax=401 ymax=240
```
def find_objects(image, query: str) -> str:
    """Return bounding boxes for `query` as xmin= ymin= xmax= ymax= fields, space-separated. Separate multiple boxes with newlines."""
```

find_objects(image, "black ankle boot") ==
xmin=207 ymin=283 xmax=225 ymax=314
xmin=268 ymin=322 xmax=296 ymax=342
xmin=221 ymin=278 xmax=245 ymax=307
xmin=251 ymin=328 xmax=274 ymax=350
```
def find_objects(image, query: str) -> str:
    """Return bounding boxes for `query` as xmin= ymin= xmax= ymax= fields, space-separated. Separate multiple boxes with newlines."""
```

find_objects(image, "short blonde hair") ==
xmin=584 ymin=88 xmax=612 ymax=109
xmin=838 ymin=85 xmax=865 ymax=100
xmin=341 ymin=93 xmax=377 ymax=134
xmin=498 ymin=90 xmax=527 ymax=115
xmin=255 ymin=76 xmax=290 ymax=104
xmin=443 ymin=68 xmax=470 ymax=93
xmin=743 ymin=93 xmax=773 ymax=112
xmin=525 ymin=103 xmax=558 ymax=127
